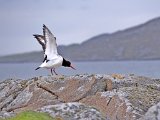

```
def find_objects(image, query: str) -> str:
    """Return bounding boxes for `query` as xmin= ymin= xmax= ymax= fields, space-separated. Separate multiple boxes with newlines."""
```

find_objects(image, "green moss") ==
xmin=3 ymin=111 xmax=57 ymax=120
xmin=59 ymin=77 xmax=64 ymax=80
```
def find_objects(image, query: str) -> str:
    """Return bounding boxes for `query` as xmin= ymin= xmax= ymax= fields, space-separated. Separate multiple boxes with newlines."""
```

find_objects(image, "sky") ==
xmin=0 ymin=0 xmax=160 ymax=56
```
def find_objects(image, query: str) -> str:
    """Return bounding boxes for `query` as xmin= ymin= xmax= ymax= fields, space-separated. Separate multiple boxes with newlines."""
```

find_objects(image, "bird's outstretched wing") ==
xmin=33 ymin=34 xmax=46 ymax=52
xmin=43 ymin=24 xmax=58 ymax=60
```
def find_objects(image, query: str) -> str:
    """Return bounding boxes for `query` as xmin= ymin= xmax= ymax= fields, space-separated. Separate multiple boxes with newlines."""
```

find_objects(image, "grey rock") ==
xmin=0 ymin=74 xmax=159 ymax=120
xmin=0 ymin=111 xmax=15 ymax=119
xmin=139 ymin=102 xmax=160 ymax=120
xmin=38 ymin=102 xmax=106 ymax=120
xmin=6 ymin=85 xmax=33 ymax=111
xmin=0 ymin=79 xmax=26 ymax=110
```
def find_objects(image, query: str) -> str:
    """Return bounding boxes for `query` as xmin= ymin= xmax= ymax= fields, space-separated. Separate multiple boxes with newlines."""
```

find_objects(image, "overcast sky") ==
xmin=0 ymin=0 xmax=160 ymax=56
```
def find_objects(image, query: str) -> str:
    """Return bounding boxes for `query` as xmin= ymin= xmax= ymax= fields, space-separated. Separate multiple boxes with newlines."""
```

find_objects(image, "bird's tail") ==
xmin=35 ymin=67 xmax=40 ymax=70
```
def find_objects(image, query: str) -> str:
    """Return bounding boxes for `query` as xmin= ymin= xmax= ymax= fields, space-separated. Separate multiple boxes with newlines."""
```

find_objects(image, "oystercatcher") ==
xmin=33 ymin=24 xmax=76 ymax=75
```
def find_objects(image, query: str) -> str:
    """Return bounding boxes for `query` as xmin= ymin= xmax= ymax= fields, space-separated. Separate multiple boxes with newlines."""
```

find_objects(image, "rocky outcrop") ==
xmin=39 ymin=102 xmax=106 ymax=120
xmin=139 ymin=102 xmax=160 ymax=120
xmin=0 ymin=74 xmax=160 ymax=120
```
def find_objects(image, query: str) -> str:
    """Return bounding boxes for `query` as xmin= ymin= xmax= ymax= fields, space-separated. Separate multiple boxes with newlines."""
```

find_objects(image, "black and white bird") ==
xmin=33 ymin=24 xmax=75 ymax=75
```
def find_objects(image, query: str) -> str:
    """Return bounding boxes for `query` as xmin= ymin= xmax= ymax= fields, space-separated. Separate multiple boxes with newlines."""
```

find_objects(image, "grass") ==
xmin=1 ymin=111 xmax=59 ymax=120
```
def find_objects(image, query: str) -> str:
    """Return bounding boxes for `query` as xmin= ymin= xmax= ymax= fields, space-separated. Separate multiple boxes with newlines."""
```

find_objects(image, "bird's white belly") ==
xmin=40 ymin=56 xmax=63 ymax=69
xmin=45 ymin=62 xmax=60 ymax=69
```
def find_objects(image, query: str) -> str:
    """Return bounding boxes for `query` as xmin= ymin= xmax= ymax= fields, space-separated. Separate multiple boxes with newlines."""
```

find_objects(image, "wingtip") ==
xmin=43 ymin=24 xmax=46 ymax=28
xmin=33 ymin=34 xmax=37 ymax=37
xmin=33 ymin=34 xmax=44 ymax=38
xmin=33 ymin=34 xmax=40 ymax=39
xmin=43 ymin=24 xmax=47 ymax=32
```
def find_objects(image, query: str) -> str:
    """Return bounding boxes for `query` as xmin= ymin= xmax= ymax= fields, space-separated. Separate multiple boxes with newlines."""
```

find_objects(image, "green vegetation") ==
xmin=1 ymin=111 xmax=56 ymax=120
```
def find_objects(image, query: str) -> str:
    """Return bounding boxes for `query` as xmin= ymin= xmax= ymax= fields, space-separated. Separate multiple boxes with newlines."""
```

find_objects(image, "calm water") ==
xmin=0 ymin=61 xmax=160 ymax=80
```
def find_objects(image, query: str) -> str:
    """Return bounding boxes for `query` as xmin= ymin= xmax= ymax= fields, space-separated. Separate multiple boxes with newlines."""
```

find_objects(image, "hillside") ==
xmin=1 ymin=17 xmax=160 ymax=62
xmin=60 ymin=16 xmax=160 ymax=61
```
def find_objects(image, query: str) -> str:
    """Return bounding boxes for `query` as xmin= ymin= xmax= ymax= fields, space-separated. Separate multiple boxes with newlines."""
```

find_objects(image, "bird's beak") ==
xmin=70 ymin=64 xmax=76 ymax=70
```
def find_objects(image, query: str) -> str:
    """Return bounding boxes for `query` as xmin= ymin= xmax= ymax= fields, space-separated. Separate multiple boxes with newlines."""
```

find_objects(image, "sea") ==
xmin=0 ymin=60 xmax=160 ymax=81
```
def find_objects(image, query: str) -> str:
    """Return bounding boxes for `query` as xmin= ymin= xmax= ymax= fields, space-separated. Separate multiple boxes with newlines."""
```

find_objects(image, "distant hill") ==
xmin=1 ymin=17 xmax=160 ymax=62
xmin=0 ymin=51 xmax=43 ymax=63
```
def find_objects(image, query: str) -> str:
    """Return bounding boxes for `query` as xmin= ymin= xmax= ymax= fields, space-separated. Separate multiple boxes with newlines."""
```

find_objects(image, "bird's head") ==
xmin=62 ymin=58 xmax=76 ymax=70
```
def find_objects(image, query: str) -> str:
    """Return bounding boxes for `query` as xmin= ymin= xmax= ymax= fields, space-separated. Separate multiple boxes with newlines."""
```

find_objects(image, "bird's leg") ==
xmin=53 ymin=68 xmax=58 ymax=75
xmin=50 ymin=69 xmax=53 ymax=75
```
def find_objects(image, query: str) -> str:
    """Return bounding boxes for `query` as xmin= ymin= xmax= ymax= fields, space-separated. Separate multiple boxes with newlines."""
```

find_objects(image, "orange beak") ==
xmin=70 ymin=64 xmax=76 ymax=70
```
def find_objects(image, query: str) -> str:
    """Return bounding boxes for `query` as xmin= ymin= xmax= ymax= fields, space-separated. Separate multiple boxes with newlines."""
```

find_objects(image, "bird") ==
xmin=33 ymin=24 xmax=76 ymax=75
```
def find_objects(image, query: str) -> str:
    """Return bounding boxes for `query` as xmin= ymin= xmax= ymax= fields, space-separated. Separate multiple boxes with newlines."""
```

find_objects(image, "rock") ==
xmin=139 ymin=102 xmax=160 ymax=120
xmin=6 ymin=78 xmax=61 ymax=112
xmin=38 ymin=102 xmax=106 ymax=120
xmin=0 ymin=79 xmax=26 ymax=111
xmin=0 ymin=111 xmax=15 ymax=119
xmin=36 ymin=74 xmax=107 ymax=102
xmin=0 ymin=74 xmax=160 ymax=120
xmin=80 ymin=91 xmax=134 ymax=120
xmin=111 ymin=74 xmax=125 ymax=79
